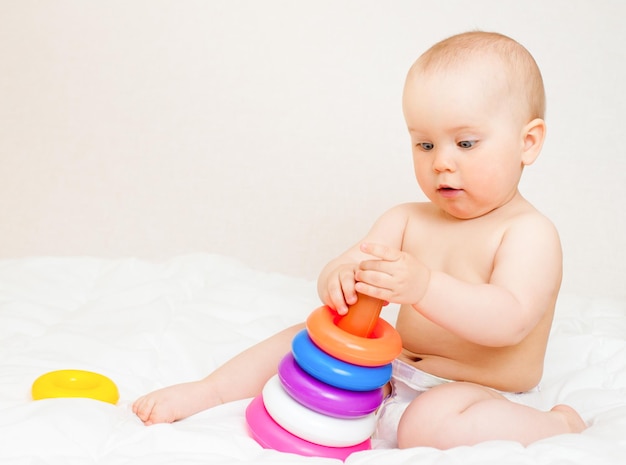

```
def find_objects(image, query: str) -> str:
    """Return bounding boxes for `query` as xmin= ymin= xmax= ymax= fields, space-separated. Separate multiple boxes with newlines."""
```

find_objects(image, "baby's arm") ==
xmin=424 ymin=215 xmax=561 ymax=346
xmin=358 ymin=213 xmax=562 ymax=347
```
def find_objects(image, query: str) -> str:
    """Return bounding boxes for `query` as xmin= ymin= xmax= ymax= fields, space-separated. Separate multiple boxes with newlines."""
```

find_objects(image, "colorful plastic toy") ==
xmin=278 ymin=353 xmax=383 ymax=417
xmin=31 ymin=369 xmax=119 ymax=405
xmin=306 ymin=305 xmax=400 ymax=366
xmin=245 ymin=293 xmax=402 ymax=460
xmin=246 ymin=395 xmax=371 ymax=460
xmin=291 ymin=329 xmax=392 ymax=391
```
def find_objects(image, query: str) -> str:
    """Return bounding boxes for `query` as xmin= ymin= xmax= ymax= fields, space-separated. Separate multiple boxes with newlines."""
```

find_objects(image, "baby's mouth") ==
xmin=437 ymin=185 xmax=462 ymax=197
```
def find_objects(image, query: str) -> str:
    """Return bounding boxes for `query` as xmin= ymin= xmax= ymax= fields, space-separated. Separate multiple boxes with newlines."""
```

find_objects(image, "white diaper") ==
xmin=373 ymin=359 xmax=540 ymax=448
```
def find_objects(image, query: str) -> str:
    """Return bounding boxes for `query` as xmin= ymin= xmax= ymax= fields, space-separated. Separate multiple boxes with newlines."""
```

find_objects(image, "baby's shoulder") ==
xmin=499 ymin=204 xmax=561 ymax=253
xmin=505 ymin=204 xmax=559 ymax=236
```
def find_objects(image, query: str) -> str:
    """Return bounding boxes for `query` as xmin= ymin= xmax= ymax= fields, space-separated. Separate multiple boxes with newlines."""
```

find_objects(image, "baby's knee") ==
xmin=396 ymin=388 xmax=451 ymax=448
xmin=396 ymin=382 xmax=486 ymax=449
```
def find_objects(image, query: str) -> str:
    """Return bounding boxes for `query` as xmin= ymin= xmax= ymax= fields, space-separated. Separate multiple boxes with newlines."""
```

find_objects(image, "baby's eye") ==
xmin=457 ymin=140 xmax=476 ymax=149
xmin=417 ymin=142 xmax=434 ymax=151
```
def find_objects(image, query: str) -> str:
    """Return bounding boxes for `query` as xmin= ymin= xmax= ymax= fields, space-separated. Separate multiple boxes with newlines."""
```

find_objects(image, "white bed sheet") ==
xmin=0 ymin=254 xmax=624 ymax=464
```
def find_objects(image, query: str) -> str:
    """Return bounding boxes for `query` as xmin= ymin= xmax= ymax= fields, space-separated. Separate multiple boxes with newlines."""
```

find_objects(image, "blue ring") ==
xmin=291 ymin=330 xmax=392 ymax=391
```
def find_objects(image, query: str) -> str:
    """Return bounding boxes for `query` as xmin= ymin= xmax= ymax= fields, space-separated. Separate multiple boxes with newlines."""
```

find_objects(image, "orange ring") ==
xmin=306 ymin=306 xmax=402 ymax=367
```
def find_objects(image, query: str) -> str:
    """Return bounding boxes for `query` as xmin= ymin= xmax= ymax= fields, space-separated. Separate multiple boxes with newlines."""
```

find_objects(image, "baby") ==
xmin=133 ymin=31 xmax=586 ymax=449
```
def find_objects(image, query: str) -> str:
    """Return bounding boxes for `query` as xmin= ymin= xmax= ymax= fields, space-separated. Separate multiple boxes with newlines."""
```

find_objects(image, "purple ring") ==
xmin=278 ymin=353 xmax=383 ymax=418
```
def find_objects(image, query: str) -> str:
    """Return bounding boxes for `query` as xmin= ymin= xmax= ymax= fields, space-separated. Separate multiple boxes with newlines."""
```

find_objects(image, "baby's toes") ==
xmin=132 ymin=396 xmax=156 ymax=422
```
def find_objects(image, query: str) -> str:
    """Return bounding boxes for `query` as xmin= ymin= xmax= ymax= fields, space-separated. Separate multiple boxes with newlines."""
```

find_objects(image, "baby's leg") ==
xmin=133 ymin=323 xmax=304 ymax=425
xmin=397 ymin=381 xmax=586 ymax=449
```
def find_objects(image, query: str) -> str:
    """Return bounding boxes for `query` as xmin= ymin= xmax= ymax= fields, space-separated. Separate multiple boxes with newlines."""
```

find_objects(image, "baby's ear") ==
xmin=521 ymin=118 xmax=546 ymax=166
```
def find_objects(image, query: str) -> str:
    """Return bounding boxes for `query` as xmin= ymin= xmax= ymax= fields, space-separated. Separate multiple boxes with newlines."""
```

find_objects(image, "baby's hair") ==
xmin=415 ymin=31 xmax=546 ymax=120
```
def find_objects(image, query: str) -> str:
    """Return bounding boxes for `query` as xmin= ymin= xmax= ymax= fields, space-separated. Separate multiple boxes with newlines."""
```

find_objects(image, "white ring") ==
xmin=261 ymin=375 xmax=376 ymax=447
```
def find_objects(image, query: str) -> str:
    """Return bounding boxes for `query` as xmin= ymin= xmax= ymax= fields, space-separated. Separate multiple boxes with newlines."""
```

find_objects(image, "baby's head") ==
xmin=405 ymin=31 xmax=545 ymax=126
xmin=403 ymin=32 xmax=547 ymax=219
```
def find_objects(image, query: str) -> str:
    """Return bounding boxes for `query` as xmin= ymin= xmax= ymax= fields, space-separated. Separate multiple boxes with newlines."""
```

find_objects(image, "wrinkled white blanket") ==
xmin=1 ymin=254 xmax=624 ymax=464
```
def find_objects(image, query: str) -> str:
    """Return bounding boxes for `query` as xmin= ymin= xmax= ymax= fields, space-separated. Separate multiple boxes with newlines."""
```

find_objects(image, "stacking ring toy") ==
xmin=291 ymin=330 xmax=391 ymax=391
xmin=32 ymin=369 xmax=119 ymax=404
xmin=245 ymin=293 xmax=401 ymax=459
xmin=278 ymin=353 xmax=382 ymax=418
xmin=245 ymin=395 xmax=371 ymax=460
xmin=306 ymin=305 xmax=402 ymax=366
xmin=261 ymin=375 xmax=377 ymax=447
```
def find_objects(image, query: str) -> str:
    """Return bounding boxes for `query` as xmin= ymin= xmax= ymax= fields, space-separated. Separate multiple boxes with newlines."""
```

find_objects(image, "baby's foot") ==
xmin=132 ymin=380 xmax=221 ymax=425
xmin=551 ymin=404 xmax=587 ymax=434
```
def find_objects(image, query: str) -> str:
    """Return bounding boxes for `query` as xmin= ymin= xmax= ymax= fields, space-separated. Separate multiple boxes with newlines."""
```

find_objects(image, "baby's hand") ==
xmin=355 ymin=242 xmax=430 ymax=305
xmin=321 ymin=262 xmax=359 ymax=315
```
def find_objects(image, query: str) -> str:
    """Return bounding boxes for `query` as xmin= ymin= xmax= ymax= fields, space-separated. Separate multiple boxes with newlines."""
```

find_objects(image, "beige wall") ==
xmin=1 ymin=0 xmax=625 ymax=297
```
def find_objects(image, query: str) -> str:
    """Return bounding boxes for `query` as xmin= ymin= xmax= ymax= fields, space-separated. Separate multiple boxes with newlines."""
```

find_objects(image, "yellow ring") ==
xmin=306 ymin=306 xmax=402 ymax=367
xmin=32 ymin=369 xmax=119 ymax=404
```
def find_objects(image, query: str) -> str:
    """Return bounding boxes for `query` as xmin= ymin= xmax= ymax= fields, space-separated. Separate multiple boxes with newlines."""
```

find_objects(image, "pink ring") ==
xmin=245 ymin=395 xmax=371 ymax=460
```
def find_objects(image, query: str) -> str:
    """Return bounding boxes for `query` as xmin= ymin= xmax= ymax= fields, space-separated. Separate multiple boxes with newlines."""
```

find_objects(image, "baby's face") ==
xmin=403 ymin=59 xmax=529 ymax=219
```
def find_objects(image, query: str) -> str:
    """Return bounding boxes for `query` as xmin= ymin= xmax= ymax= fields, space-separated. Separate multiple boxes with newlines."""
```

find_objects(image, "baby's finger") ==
xmin=355 ymin=267 xmax=392 ymax=291
xmin=354 ymin=281 xmax=390 ymax=302
xmin=133 ymin=397 xmax=155 ymax=423
xmin=326 ymin=271 xmax=356 ymax=315
xmin=358 ymin=258 xmax=390 ymax=275
xmin=326 ymin=279 xmax=347 ymax=312
xmin=360 ymin=242 xmax=402 ymax=261
xmin=340 ymin=272 xmax=358 ymax=302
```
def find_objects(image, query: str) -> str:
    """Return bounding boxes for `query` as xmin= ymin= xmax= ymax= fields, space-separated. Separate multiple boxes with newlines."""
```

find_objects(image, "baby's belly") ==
xmin=395 ymin=305 xmax=545 ymax=392
xmin=395 ymin=348 xmax=541 ymax=392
